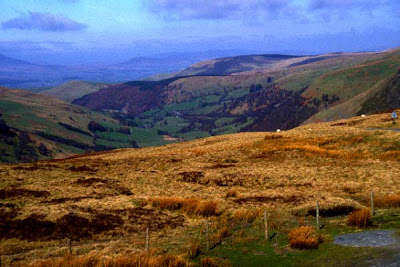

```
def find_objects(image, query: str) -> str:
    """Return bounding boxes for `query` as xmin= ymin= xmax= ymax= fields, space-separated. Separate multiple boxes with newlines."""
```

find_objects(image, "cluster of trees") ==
xmin=88 ymin=121 xmax=131 ymax=135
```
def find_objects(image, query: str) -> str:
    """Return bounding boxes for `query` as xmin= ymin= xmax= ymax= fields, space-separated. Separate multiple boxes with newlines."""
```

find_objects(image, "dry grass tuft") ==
xmin=182 ymin=198 xmax=202 ymax=215
xmin=232 ymin=208 xmax=261 ymax=224
xmin=150 ymin=197 xmax=184 ymax=211
xmin=288 ymin=226 xmax=320 ymax=249
xmin=375 ymin=192 xmax=400 ymax=208
xmin=28 ymin=252 xmax=189 ymax=267
xmin=380 ymin=151 xmax=400 ymax=161
xmin=347 ymin=208 xmax=372 ymax=228
xmin=225 ymin=188 xmax=238 ymax=198
xmin=151 ymin=197 xmax=218 ymax=217
xmin=197 ymin=201 xmax=218 ymax=217
xmin=200 ymin=257 xmax=225 ymax=267
xmin=187 ymin=239 xmax=201 ymax=259
xmin=264 ymin=134 xmax=284 ymax=140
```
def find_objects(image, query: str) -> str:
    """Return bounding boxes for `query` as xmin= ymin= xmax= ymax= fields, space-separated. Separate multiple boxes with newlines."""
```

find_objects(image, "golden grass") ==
xmin=150 ymin=197 xmax=184 ymax=211
xmin=150 ymin=197 xmax=218 ymax=217
xmin=2 ymin=113 xmax=400 ymax=264
xmin=347 ymin=208 xmax=372 ymax=228
xmin=380 ymin=151 xmax=400 ymax=161
xmin=375 ymin=192 xmax=400 ymax=208
xmin=288 ymin=226 xmax=320 ymax=249
xmin=187 ymin=239 xmax=201 ymax=259
xmin=232 ymin=208 xmax=261 ymax=224
xmin=28 ymin=253 xmax=189 ymax=267
xmin=225 ymin=188 xmax=238 ymax=198
xmin=200 ymin=257 xmax=226 ymax=267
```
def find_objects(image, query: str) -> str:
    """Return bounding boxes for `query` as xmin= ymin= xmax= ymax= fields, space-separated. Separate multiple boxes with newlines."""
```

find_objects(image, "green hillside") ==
xmin=0 ymin=87 xmax=170 ymax=163
xmin=41 ymin=80 xmax=109 ymax=103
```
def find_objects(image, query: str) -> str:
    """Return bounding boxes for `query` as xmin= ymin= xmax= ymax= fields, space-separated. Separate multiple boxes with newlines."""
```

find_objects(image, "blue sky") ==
xmin=0 ymin=0 xmax=400 ymax=64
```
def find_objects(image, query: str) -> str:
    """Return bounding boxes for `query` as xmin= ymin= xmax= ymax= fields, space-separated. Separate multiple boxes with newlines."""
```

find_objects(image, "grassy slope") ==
xmin=41 ymin=80 xmax=109 ymax=103
xmin=0 ymin=87 xmax=167 ymax=162
xmin=60 ymin=49 xmax=400 ymax=149
xmin=131 ymin=50 xmax=400 ymax=139
xmin=0 ymin=112 xmax=400 ymax=265
xmin=303 ymin=50 xmax=400 ymax=123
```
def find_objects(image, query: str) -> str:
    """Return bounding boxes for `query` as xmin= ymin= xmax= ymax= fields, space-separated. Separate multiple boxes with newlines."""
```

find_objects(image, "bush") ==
xmin=348 ymin=208 xmax=372 ymax=228
xmin=87 ymin=121 xmax=107 ymax=132
xmin=288 ymin=226 xmax=320 ymax=249
xmin=118 ymin=127 xmax=131 ymax=134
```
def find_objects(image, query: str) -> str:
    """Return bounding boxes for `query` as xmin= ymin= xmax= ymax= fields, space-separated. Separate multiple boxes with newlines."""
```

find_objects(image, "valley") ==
xmin=1 ymin=48 xmax=400 ymax=164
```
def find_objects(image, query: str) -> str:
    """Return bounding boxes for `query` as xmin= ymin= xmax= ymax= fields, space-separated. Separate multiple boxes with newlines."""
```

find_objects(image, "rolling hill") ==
xmin=0 ymin=112 xmax=399 ymax=266
xmin=0 ymin=87 xmax=148 ymax=163
xmin=41 ymin=80 xmax=110 ymax=103
xmin=71 ymin=48 xmax=400 ymax=143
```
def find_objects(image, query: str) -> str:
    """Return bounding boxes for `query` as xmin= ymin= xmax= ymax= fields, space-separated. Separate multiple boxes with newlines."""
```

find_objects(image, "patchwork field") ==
xmin=0 ymin=112 xmax=399 ymax=266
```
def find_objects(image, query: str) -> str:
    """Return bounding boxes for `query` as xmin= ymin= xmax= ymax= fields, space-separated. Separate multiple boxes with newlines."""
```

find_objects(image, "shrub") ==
xmin=87 ymin=121 xmax=107 ymax=132
xmin=375 ymin=192 xmax=400 ymax=208
xmin=288 ymin=226 xmax=320 ymax=249
xmin=348 ymin=208 xmax=372 ymax=228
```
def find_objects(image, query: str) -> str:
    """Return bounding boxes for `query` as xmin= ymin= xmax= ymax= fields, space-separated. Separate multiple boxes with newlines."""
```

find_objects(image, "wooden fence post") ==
xmin=371 ymin=192 xmax=374 ymax=217
xmin=206 ymin=219 xmax=209 ymax=250
xmin=264 ymin=209 xmax=268 ymax=240
xmin=316 ymin=201 xmax=320 ymax=230
xmin=145 ymin=227 xmax=150 ymax=253
xmin=67 ymin=238 xmax=72 ymax=255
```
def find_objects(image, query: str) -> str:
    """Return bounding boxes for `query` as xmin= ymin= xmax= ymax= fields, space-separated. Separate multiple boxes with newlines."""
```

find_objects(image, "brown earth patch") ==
xmin=0 ymin=213 xmax=124 ymax=241
xmin=209 ymin=163 xmax=236 ymax=169
xmin=41 ymin=196 xmax=103 ymax=204
xmin=0 ymin=188 xmax=50 ymax=200
xmin=307 ymin=205 xmax=357 ymax=217
xmin=234 ymin=195 xmax=304 ymax=204
xmin=73 ymin=178 xmax=133 ymax=196
xmin=69 ymin=165 xmax=97 ymax=172
xmin=178 ymin=171 xmax=205 ymax=183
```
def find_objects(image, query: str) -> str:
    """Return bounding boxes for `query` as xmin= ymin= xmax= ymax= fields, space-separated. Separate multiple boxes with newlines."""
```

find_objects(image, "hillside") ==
xmin=0 ymin=87 xmax=148 ymax=163
xmin=0 ymin=112 xmax=399 ymax=265
xmin=71 ymin=48 xmax=400 ymax=144
xmin=41 ymin=80 xmax=110 ymax=103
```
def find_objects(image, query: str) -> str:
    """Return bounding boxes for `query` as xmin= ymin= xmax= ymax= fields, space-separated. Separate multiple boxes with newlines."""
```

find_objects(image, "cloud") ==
xmin=2 ymin=12 xmax=87 ymax=32
xmin=309 ymin=0 xmax=393 ymax=10
xmin=146 ymin=0 xmax=292 ymax=20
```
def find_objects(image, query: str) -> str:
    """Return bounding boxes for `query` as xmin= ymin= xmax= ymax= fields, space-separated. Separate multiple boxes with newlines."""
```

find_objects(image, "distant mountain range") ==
xmin=0 ymin=50 xmax=261 ymax=89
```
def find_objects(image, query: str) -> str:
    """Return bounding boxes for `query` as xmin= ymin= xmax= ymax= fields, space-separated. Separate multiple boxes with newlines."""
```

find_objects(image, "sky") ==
xmin=0 ymin=0 xmax=400 ymax=64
